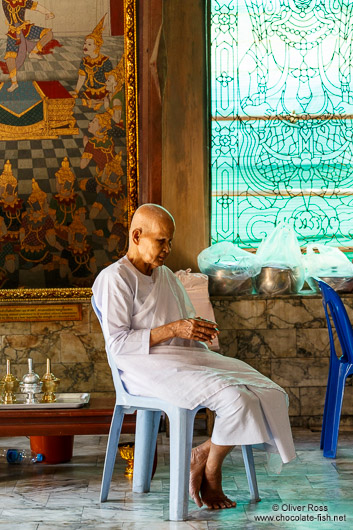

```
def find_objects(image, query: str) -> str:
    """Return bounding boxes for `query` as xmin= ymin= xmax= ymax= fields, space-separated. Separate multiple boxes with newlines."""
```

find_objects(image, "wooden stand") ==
xmin=0 ymin=397 xmax=136 ymax=464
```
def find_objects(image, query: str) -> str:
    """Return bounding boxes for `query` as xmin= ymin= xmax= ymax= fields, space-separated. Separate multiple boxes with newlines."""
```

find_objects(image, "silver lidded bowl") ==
xmin=20 ymin=358 xmax=42 ymax=404
xmin=307 ymin=276 xmax=353 ymax=293
xmin=253 ymin=266 xmax=304 ymax=295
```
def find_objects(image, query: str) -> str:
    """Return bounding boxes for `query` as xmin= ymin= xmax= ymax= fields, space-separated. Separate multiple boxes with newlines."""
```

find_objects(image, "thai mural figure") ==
xmin=74 ymin=14 xmax=113 ymax=109
xmin=19 ymin=179 xmax=62 ymax=273
xmin=59 ymin=211 xmax=97 ymax=287
xmin=0 ymin=214 xmax=17 ymax=287
xmin=1 ymin=0 xmax=56 ymax=92
xmin=80 ymin=112 xmax=115 ymax=172
xmin=49 ymin=157 xmax=85 ymax=243
xmin=0 ymin=160 xmax=24 ymax=243
xmin=0 ymin=160 xmax=23 ymax=286
xmin=106 ymin=218 xmax=128 ymax=257
xmin=93 ymin=197 xmax=128 ymax=260
xmin=104 ymin=55 xmax=126 ymax=139
xmin=90 ymin=151 xmax=126 ymax=218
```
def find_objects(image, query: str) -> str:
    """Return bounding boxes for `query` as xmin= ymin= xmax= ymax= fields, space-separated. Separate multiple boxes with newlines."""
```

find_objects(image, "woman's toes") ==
xmin=192 ymin=493 xmax=203 ymax=508
xmin=224 ymin=497 xmax=235 ymax=508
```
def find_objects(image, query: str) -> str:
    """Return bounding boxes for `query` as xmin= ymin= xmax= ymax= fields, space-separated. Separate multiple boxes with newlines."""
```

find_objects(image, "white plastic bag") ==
xmin=255 ymin=223 xmax=305 ymax=294
xmin=174 ymin=269 xmax=219 ymax=350
xmin=304 ymin=244 xmax=353 ymax=278
xmin=256 ymin=223 xmax=303 ymax=269
xmin=304 ymin=244 xmax=353 ymax=292
xmin=197 ymin=242 xmax=261 ymax=295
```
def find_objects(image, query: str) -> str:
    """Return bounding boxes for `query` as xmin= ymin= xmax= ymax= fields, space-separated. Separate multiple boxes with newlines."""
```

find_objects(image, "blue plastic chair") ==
xmin=317 ymin=280 xmax=353 ymax=458
xmin=91 ymin=295 xmax=260 ymax=521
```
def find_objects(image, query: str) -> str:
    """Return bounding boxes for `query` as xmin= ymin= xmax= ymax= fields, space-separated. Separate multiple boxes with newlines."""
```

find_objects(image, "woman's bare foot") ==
xmin=201 ymin=467 xmax=236 ymax=510
xmin=189 ymin=439 xmax=211 ymax=507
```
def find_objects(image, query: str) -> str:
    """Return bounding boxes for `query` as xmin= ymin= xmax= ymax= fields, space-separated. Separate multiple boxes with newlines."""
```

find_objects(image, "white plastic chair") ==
xmin=91 ymin=295 xmax=260 ymax=521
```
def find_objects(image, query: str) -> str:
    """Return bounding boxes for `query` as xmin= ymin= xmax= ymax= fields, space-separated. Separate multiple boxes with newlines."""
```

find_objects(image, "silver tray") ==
xmin=0 ymin=393 xmax=90 ymax=409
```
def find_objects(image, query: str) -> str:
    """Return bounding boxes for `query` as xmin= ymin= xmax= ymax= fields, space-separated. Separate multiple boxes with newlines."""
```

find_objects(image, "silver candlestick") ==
xmin=20 ymin=358 xmax=42 ymax=404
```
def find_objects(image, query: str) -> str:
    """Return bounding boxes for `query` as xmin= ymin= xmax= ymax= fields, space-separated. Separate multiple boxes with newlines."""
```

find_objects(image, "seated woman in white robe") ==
xmin=92 ymin=204 xmax=296 ymax=510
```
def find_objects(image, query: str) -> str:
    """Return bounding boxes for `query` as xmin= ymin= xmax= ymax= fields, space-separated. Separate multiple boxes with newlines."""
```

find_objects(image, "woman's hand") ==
xmin=150 ymin=317 xmax=219 ymax=347
xmin=172 ymin=317 xmax=219 ymax=344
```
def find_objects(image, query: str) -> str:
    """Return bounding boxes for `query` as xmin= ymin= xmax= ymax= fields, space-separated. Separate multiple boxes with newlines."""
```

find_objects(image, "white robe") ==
xmin=92 ymin=256 xmax=296 ymax=463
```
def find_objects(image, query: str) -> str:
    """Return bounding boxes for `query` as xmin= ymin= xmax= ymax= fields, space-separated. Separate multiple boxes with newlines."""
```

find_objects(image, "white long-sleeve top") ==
xmin=92 ymin=256 xmax=285 ymax=409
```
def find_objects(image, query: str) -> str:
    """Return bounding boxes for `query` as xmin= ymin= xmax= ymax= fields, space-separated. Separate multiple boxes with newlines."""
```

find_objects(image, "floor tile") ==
xmin=0 ymin=429 xmax=353 ymax=528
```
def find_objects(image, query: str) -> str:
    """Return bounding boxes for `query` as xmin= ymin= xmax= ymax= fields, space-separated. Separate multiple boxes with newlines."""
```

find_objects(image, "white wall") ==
xmin=0 ymin=0 xmax=111 ymax=38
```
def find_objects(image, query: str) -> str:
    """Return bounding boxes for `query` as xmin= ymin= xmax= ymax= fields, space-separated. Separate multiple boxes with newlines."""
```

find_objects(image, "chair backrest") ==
xmin=318 ymin=280 xmax=353 ymax=364
xmin=91 ymin=295 xmax=130 ymax=403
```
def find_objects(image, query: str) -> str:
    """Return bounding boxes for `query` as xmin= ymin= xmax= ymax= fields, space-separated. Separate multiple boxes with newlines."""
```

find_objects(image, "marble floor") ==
xmin=0 ymin=428 xmax=353 ymax=530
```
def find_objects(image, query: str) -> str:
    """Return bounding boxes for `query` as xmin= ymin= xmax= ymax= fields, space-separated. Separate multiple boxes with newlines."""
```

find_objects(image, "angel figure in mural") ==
xmin=104 ymin=55 xmax=126 ymax=138
xmin=49 ymin=157 xmax=85 ymax=243
xmin=80 ymin=143 xmax=126 ymax=218
xmin=90 ymin=152 xmax=126 ymax=217
xmin=106 ymin=219 xmax=127 ymax=256
xmin=59 ymin=212 xmax=97 ymax=287
xmin=0 ymin=215 xmax=17 ymax=287
xmin=91 ymin=188 xmax=127 ymax=258
xmin=19 ymin=179 xmax=63 ymax=272
xmin=1 ymin=0 xmax=58 ymax=92
xmin=80 ymin=112 xmax=115 ymax=172
xmin=0 ymin=160 xmax=25 ymax=244
xmin=74 ymin=14 xmax=113 ymax=109
xmin=0 ymin=160 xmax=23 ymax=287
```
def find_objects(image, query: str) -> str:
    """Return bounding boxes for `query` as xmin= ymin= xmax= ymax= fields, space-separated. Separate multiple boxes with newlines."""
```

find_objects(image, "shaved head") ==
xmin=127 ymin=204 xmax=175 ymax=275
xmin=130 ymin=204 xmax=175 ymax=239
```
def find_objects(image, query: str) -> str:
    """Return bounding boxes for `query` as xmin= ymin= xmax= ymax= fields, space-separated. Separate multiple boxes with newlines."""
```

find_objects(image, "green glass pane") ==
xmin=210 ymin=0 xmax=353 ymax=247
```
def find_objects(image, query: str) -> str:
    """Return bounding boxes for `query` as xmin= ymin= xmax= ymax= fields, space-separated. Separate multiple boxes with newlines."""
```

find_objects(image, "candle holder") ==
xmin=1 ymin=360 xmax=19 ymax=404
xmin=41 ymin=358 xmax=60 ymax=403
xmin=118 ymin=442 xmax=134 ymax=477
xmin=19 ymin=358 xmax=42 ymax=404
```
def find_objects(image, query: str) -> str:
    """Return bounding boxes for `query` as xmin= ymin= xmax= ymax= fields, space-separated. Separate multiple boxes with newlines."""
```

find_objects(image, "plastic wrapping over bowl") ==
xmin=198 ymin=242 xmax=261 ymax=296
xmin=307 ymin=276 xmax=353 ymax=293
xmin=253 ymin=266 xmax=304 ymax=295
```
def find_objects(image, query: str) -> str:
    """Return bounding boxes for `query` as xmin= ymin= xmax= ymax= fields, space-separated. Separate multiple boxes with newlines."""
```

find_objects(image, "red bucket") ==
xmin=30 ymin=435 xmax=74 ymax=464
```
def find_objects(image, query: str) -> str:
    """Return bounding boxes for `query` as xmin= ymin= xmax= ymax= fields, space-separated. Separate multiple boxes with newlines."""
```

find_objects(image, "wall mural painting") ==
xmin=0 ymin=0 xmax=138 ymax=298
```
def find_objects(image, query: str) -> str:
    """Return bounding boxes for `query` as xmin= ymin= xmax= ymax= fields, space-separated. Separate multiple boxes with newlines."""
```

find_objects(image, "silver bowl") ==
xmin=208 ymin=270 xmax=253 ymax=296
xmin=307 ymin=276 xmax=353 ymax=293
xmin=253 ymin=266 xmax=304 ymax=295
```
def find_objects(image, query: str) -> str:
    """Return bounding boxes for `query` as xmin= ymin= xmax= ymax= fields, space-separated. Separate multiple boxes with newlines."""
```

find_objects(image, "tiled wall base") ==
xmin=1 ymin=292 xmax=352 ymax=427
xmin=0 ymin=302 xmax=115 ymax=401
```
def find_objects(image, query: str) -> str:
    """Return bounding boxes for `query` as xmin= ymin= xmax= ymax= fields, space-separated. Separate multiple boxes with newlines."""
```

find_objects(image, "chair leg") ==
xmin=100 ymin=405 xmax=124 ymax=502
xmin=206 ymin=408 xmax=215 ymax=437
xmin=241 ymin=445 xmax=260 ymax=502
xmin=168 ymin=408 xmax=196 ymax=521
xmin=320 ymin=384 xmax=329 ymax=450
xmin=320 ymin=363 xmax=337 ymax=450
xmin=323 ymin=370 xmax=346 ymax=458
xmin=133 ymin=410 xmax=161 ymax=493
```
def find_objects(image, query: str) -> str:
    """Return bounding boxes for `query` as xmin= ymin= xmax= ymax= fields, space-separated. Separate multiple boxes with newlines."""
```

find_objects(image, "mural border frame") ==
xmin=0 ymin=0 xmax=139 ymax=303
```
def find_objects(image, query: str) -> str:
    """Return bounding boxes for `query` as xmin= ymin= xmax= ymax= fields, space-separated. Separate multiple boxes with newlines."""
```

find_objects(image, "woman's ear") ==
xmin=131 ymin=228 xmax=141 ymax=245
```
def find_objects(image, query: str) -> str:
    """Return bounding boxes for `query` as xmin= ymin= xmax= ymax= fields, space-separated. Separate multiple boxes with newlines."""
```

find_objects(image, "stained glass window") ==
xmin=210 ymin=0 xmax=353 ymax=248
